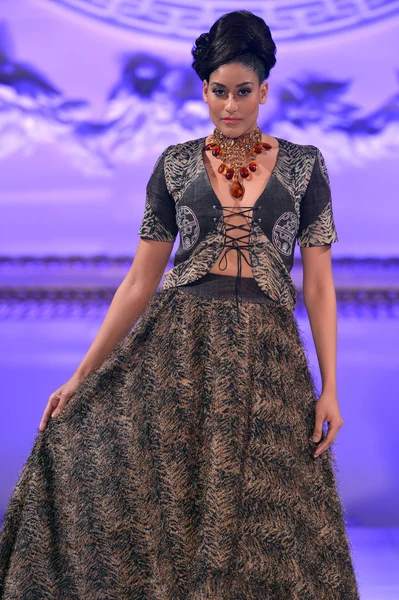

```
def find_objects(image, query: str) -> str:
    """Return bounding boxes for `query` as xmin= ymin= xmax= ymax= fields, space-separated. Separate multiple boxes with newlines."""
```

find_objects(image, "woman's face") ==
xmin=202 ymin=62 xmax=268 ymax=138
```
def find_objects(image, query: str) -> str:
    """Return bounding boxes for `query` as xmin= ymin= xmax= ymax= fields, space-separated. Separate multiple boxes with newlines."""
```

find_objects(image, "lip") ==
xmin=222 ymin=118 xmax=241 ymax=122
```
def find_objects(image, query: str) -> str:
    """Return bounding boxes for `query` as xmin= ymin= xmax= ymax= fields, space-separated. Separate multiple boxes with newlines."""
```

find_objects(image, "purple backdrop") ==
xmin=1 ymin=0 xmax=398 ymax=544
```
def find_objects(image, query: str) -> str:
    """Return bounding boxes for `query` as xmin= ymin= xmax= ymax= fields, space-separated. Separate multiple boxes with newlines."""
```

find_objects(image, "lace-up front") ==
xmin=212 ymin=204 xmax=261 ymax=321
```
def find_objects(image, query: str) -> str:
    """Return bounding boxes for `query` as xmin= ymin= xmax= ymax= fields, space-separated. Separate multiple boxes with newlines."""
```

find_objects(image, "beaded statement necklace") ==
xmin=204 ymin=126 xmax=272 ymax=200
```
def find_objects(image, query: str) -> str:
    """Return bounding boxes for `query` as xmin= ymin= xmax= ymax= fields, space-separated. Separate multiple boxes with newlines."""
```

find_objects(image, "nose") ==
xmin=225 ymin=94 xmax=238 ymax=113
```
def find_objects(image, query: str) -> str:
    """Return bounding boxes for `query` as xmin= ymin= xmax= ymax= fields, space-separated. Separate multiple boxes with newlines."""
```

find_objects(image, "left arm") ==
xmin=301 ymin=244 xmax=344 ymax=459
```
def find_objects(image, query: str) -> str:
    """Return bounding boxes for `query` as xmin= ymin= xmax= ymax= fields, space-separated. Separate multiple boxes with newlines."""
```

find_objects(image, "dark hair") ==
xmin=191 ymin=10 xmax=276 ymax=84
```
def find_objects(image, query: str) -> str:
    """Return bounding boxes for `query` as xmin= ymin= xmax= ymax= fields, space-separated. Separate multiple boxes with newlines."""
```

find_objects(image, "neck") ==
xmin=214 ymin=125 xmax=261 ymax=141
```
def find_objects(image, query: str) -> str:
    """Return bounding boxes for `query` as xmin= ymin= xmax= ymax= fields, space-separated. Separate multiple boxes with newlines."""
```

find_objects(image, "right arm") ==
xmin=74 ymin=238 xmax=174 ymax=380
xmin=40 ymin=144 xmax=178 ymax=431
xmin=39 ymin=238 xmax=174 ymax=431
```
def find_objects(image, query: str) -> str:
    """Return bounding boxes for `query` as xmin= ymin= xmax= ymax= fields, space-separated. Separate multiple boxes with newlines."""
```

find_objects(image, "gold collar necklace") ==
xmin=204 ymin=126 xmax=272 ymax=200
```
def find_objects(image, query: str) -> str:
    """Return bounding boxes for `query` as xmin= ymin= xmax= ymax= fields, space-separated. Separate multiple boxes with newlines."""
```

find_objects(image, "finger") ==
xmin=39 ymin=408 xmax=53 ymax=431
xmin=52 ymin=395 xmax=69 ymax=418
xmin=312 ymin=427 xmax=324 ymax=443
xmin=43 ymin=404 xmax=55 ymax=422
xmin=312 ymin=419 xmax=325 ymax=442
xmin=39 ymin=396 xmax=59 ymax=431
xmin=314 ymin=427 xmax=339 ymax=457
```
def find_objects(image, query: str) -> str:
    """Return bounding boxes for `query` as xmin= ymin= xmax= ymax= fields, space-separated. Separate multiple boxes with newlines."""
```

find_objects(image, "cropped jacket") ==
xmin=137 ymin=135 xmax=338 ymax=314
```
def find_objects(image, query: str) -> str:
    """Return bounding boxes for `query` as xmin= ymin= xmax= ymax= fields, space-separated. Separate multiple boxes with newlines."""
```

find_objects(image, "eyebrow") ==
xmin=210 ymin=81 xmax=255 ymax=87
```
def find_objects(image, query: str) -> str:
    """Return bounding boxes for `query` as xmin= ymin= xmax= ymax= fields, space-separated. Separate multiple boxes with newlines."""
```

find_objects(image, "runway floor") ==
xmin=349 ymin=527 xmax=399 ymax=599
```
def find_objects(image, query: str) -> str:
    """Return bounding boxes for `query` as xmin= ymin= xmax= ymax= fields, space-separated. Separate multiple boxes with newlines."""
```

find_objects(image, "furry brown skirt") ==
xmin=0 ymin=278 xmax=360 ymax=599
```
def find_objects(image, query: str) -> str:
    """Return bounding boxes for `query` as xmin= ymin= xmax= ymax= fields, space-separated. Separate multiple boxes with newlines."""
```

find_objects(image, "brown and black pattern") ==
xmin=293 ymin=144 xmax=339 ymax=248
xmin=162 ymin=217 xmax=226 ymax=289
xmin=137 ymin=197 xmax=177 ymax=242
xmin=297 ymin=199 xmax=339 ymax=247
xmin=0 ymin=287 xmax=360 ymax=599
xmin=164 ymin=139 xmax=207 ymax=204
xmin=162 ymin=219 xmax=298 ymax=313
xmin=249 ymin=222 xmax=297 ymax=310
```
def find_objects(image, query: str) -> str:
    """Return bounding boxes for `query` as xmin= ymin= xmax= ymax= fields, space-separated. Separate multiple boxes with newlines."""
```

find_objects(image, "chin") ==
xmin=219 ymin=123 xmax=246 ymax=137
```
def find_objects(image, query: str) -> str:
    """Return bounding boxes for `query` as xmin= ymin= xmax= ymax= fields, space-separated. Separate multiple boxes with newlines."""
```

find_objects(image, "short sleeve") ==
xmin=297 ymin=146 xmax=339 ymax=247
xmin=138 ymin=146 xmax=178 ymax=242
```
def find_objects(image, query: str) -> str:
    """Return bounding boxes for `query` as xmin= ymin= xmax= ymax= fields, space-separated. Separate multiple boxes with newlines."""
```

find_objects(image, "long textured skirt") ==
xmin=0 ymin=273 xmax=360 ymax=599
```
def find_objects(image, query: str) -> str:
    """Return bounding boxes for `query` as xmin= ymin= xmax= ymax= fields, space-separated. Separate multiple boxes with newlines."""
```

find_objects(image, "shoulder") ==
xmin=162 ymin=136 xmax=206 ymax=162
xmin=150 ymin=136 xmax=204 ymax=177
xmin=274 ymin=138 xmax=331 ymax=199
xmin=276 ymin=136 xmax=320 ymax=162
xmin=277 ymin=138 xmax=327 ymax=191
xmin=157 ymin=137 xmax=206 ymax=199
xmin=164 ymin=136 xmax=206 ymax=176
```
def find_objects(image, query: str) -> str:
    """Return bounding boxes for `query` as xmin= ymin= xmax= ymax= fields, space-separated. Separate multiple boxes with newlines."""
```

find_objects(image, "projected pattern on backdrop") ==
xmin=46 ymin=0 xmax=399 ymax=40
xmin=1 ymin=40 xmax=399 ymax=175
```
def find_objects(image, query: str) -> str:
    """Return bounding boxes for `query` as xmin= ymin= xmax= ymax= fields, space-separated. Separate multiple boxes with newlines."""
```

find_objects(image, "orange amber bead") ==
xmin=260 ymin=142 xmax=272 ymax=150
xmin=248 ymin=161 xmax=257 ymax=172
xmin=253 ymin=145 xmax=262 ymax=154
xmin=212 ymin=146 xmax=222 ymax=157
xmin=240 ymin=167 xmax=249 ymax=178
xmin=225 ymin=168 xmax=234 ymax=180
xmin=231 ymin=181 xmax=244 ymax=199
xmin=218 ymin=163 xmax=227 ymax=174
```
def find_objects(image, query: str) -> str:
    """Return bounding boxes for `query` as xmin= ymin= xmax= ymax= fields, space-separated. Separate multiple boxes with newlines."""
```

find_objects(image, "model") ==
xmin=0 ymin=10 xmax=360 ymax=600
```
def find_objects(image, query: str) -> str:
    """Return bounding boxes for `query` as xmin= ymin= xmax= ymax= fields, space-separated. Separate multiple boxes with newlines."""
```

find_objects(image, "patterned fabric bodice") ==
xmin=138 ymin=136 xmax=339 ymax=315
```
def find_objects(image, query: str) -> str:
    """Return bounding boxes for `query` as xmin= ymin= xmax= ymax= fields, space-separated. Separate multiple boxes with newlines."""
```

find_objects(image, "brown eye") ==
xmin=211 ymin=89 xmax=251 ymax=97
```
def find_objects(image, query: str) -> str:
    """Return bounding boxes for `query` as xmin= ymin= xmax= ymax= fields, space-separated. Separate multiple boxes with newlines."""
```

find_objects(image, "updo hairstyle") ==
xmin=191 ymin=10 xmax=277 ymax=84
